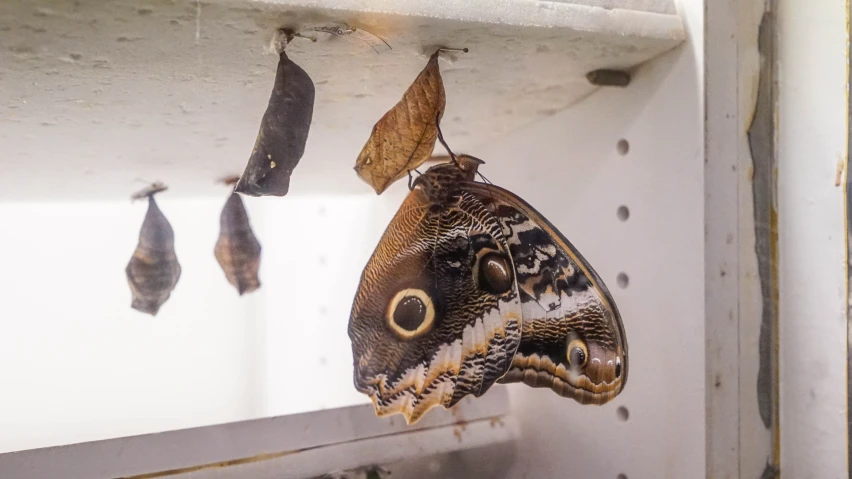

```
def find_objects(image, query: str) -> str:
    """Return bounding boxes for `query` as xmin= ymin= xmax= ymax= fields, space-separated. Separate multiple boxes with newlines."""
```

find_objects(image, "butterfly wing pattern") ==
xmin=465 ymin=182 xmax=628 ymax=405
xmin=349 ymin=157 xmax=628 ymax=423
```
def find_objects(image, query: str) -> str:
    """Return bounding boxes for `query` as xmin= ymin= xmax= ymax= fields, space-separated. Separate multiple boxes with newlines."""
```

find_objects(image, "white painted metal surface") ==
xmin=0 ymin=392 xmax=513 ymax=479
xmin=777 ymin=0 xmax=849 ymax=477
xmin=705 ymin=0 xmax=777 ymax=476
xmin=0 ymin=0 xmax=683 ymax=199
xmin=249 ymin=0 xmax=679 ymax=26
xmin=0 ymin=198 xmax=262 ymax=454
xmin=466 ymin=2 xmax=705 ymax=476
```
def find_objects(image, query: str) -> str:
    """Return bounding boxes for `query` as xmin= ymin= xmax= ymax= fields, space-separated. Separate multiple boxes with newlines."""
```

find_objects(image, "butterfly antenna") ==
xmin=435 ymin=112 xmax=458 ymax=166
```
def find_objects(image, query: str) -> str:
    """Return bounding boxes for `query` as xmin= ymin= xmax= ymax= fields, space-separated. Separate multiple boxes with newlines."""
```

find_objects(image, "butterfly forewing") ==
xmin=463 ymin=182 xmax=628 ymax=405
xmin=349 ymin=183 xmax=522 ymax=424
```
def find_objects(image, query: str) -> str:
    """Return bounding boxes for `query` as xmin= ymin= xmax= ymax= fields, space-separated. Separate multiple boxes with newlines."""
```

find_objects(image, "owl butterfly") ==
xmin=349 ymin=156 xmax=627 ymax=424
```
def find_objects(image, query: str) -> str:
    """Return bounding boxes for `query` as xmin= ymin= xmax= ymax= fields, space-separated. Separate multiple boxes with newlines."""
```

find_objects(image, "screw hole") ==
xmin=617 ymin=475 xmax=628 ymax=479
xmin=616 ymin=139 xmax=629 ymax=155
xmin=616 ymin=273 xmax=629 ymax=289
xmin=616 ymin=205 xmax=630 ymax=221
xmin=617 ymin=406 xmax=629 ymax=421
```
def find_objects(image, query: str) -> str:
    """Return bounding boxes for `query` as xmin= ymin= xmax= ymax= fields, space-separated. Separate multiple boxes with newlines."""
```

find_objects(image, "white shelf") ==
xmin=0 ymin=388 xmax=514 ymax=479
xmin=0 ymin=0 xmax=684 ymax=199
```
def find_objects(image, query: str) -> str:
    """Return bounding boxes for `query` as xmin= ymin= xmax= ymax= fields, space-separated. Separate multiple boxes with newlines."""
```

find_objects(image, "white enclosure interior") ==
xmin=10 ymin=0 xmax=839 ymax=477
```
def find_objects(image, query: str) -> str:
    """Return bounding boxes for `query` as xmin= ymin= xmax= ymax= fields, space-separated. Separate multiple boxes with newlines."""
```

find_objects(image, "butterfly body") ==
xmin=349 ymin=157 xmax=627 ymax=423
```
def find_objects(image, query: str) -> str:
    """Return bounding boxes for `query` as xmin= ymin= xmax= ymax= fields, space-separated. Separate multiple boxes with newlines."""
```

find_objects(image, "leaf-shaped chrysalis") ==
xmin=215 ymin=177 xmax=261 ymax=295
xmin=126 ymin=183 xmax=181 ymax=316
xmin=235 ymin=33 xmax=315 ymax=197
xmin=354 ymin=49 xmax=459 ymax=194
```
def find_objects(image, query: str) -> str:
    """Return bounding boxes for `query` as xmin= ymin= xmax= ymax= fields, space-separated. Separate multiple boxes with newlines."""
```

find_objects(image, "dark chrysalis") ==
xmin=235 ymin=31 xmax=315 ymax=197
xmin=126 ymin=183 xmax=181 ymax=316
xmin=215 ymin=176 xmax=261 ymax=295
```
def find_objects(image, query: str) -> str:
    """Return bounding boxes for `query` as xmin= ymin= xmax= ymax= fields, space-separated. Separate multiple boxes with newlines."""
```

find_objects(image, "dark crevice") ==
xmin=746 ymin=10 xmax=776 ymax=432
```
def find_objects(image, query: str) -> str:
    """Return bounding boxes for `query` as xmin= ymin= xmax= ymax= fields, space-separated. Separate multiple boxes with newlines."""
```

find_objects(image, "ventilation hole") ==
xmin=617 ymin=475 xmax=628 ymax=479
xmin=616 ymin=205 xmax=630 ymax=221
xmin=617 ymin=406 xmax=629 ymax=421
xmin=616 ymin=273 xmax=629 ymax=289
xmin=616 ymin=139 xmax=629 ymax=155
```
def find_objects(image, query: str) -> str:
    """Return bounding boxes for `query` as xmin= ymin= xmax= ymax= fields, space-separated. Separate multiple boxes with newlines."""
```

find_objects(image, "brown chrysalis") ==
xmin=354 ymin=48 xmax=466 ymax=195
xmin=235 ymin=30 xmax=315 ymax=197
xmin=126 ymin=183 xmax=181 ymax=316
xmin=215 ymin=176 xmax=261 ymax=295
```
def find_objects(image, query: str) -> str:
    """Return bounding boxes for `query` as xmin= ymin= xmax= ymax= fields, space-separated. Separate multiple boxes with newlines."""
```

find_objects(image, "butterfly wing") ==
xmin=348 ymin=185 xmax=522 ymax=424
xmin=463 ymin=182 xmax=628 ymax=405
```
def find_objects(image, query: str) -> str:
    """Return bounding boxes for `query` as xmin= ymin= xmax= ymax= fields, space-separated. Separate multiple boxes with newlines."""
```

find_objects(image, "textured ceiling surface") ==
xmin=0 ymin=0 xmax=683 ymax=199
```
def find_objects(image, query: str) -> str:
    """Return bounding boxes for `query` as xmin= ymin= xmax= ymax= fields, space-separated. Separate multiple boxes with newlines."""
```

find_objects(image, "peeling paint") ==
xmin=746 ymin=9 xmax=778 ymax=435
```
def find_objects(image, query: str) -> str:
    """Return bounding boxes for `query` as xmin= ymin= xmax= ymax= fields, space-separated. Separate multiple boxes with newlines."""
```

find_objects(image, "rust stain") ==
xmin=450 ymin=405 xmax=468 ymax=442
xmin=116 ymin=449 xmax=304 ymax=479
xmin=836 ymin=156 xmax=846 ymax=187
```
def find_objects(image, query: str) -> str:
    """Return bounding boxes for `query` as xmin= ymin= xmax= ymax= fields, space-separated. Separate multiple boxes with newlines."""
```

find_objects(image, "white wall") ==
xmin=0 ymin=197 xmax=258 ymax=453
xmin=254 ymin=193 xmax=405 ymax=417
xmin=473 ymin=1 xmax=705 ymax=476
xmin=0 ymin=191 xmax=414 ymax=453
xmin=777 ymin=0 xmax=849 ymax=476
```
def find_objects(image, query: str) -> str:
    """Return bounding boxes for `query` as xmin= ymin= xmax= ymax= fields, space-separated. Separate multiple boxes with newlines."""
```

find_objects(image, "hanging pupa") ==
xmin=354 ymin=48 xmax=467 ymax=194
xmin=125 ymin=183 xmax=181 ymax=316
xmin=215 ymin=176 xmax=261 ymax=295
xmin=235 ymin=29 xmax=315 ymax=197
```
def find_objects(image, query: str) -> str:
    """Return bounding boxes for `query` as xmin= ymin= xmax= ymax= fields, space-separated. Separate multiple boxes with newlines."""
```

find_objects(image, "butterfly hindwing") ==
xmin=463 ymin=182 xmax=628 ymax=405
xmin=349 ymin=177 xmax=522 ymax=424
